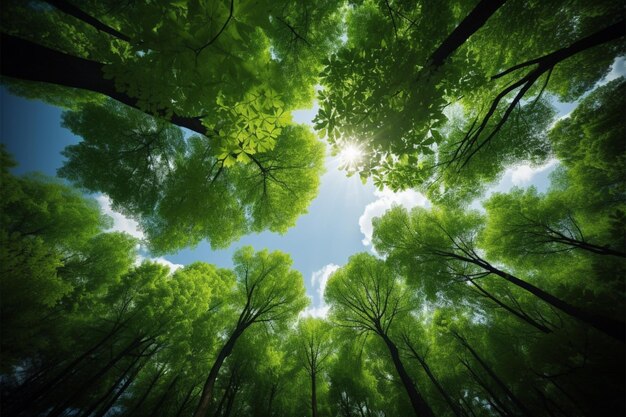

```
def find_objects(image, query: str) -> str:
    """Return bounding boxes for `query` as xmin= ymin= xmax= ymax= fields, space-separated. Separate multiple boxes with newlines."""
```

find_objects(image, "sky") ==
xmin=4 ymin=56 xmax=623 ymax=316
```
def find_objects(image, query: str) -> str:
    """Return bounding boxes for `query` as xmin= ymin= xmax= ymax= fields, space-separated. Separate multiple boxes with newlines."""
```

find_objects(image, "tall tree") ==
xmin=325 ymin=253 xmax=435 ymax=417
xmin=193 ymin=247 xmax=308 ymax=417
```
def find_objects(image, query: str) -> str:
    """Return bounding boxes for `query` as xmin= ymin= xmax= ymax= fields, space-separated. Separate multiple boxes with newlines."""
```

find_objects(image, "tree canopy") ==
xmin=1 ymin=1 xmax=625 ymax=416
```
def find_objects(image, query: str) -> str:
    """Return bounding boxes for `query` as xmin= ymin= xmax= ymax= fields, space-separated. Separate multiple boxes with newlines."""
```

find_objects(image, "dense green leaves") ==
xmin=1 ymin=0 xmax=625 ymax=416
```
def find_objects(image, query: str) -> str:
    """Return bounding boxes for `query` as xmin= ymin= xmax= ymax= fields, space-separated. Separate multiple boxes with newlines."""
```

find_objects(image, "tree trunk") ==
xmin=427 ymin=0 xmax=508 ymax=68
xmin=78 ymin=354 xmax=142 ymax=417
xmin=42 ymin=0 xmax=131 ymax=41
xmin=45 ymin=335 xmax=153 ymax=417
xmin=193 ymin=326 xmax=245 ymax=417
xmin=469 ymin=280 xmax=552 ymax=333
xmin=479 ymin=260 xmax=625 ymax=341
xmin=454 ymin=332 xmax=533 ymax=417
xmin=404 ymin=340 xmax=465 ymax=417
xmin=311 ymin=371 xmax=318 ymax=417
xmin=149 ymin=374 xmax=180 ymax=416
xmin=93 ymin=357 xmax=147 ymax=417
xmin=174 ymin=385 xmax=197 ymax=417
xmin=125 ymin=365 xmax=165 ymax=416
xmin=379 ymin=333 xmax=434 ymax=417
xmin=0 ymin=33 xmax=209 ymax=136
xmin=8 ymin=318 xmax=127 ymax=414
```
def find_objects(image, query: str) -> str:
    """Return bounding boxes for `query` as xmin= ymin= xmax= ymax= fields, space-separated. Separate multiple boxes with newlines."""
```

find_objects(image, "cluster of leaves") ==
xmin=314 ymin=0 xmax=624 ymax=195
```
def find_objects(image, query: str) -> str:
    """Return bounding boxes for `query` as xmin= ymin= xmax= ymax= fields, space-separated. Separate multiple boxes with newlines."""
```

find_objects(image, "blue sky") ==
xmin=7 ymin=58 xmax=624 ymax=315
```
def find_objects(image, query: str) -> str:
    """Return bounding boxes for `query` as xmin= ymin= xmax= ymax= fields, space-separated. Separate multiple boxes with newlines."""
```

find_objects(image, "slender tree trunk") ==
xmin=41 ymin=0 xmax=131 ymax=41
xmin=174 ymin=385 xmax=197 ymax=417
xmin=379 ymin=332 xmax=434 ymax=417
xmin=93 ymin=357 xmax=147 ymax=417
xmin=454 ymin=332 xmax=533 ymax=417
xmin=193 ymin=326 xmax=245 ymax=417
xmin=469 ymin=280 xmax=552 ymax=333
xmin=45 ymin=335 xmax=152 ymax=417
xmin=149 ymin=374 xmax=180 ymax=416
xmin=9 ymin=319 xmax=127 ymax=414
xmin=0 ymin=33 xmax=209 ymax=136
xmin=78 ymin=354 xmax=142 ymax=417
xmin=478 ymin=260 xmax=625 ymax=341
xmin=460 ymin=358 xmax=512 ymax=417
xmin=222 ymin=383 xmax=239 ymax=417
xmin=125 ymin=365 xmax=165 ymax=416
xmin=311 ymin=371 xmax=318 ymax=417
xmin=403 ymin=340 xmax=465 ymax=417
xmin=213 ymin=368 xmax=236 ymax=417
xmin=267 ymin=382 xmax=277 ymax=417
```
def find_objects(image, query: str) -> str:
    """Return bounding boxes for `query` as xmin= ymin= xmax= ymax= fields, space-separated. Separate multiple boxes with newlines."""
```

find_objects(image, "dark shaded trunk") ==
xmin=454 ymin=332 xmax=533 ymax=417
xmin=125 ymin=365 xmax=165 ymax=416
xmin=267 ymin=382 xmax=277 ymax=417
xmin=92 ymin=357 xmax=147 ymax=417
xmin=456 ymin=20 xmax=625 ymax=167
xmin=149 ymin=374 xmax=180 ymax=416
xmin=42 ymin=0 xmax=131 ymax=41
xmin=174 ymin=385 xmax=197 ymax=417
xmin=0 ymin=33 xmax=209 ymax=136
xmin=213 ymin=368 xmax=236 ymax=417
xmin=379 ymin=332 xmax=434 ymax=417
xmin=479 ymin=260 xmax=625 ymax=341
xmin=193 ymin=326 xmax=245 ymax=417
xmin=427 ymin=0 xmax=508 ymax=68
xmin=311 ymin=371 xmax=318 ymax=417
xmin=460 ymin=358 xmax=512 ymax=417
xmin=8 ymin=318 xmax=127 ymax=414
xmin=45 ymin=335 xmax=153 ymax=417
xmin=469 ymin=280 xmax=552 ymax=333
xmin=222 ymin=383 xmax=240 ymax=417
xmin=403 ymin=340 xmax=465 ymax=417
xmin=78 ymin=354 xmax=142 ymax=417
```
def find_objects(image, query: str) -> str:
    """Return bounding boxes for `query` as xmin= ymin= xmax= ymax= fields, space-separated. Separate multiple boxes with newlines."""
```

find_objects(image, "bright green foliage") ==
xmin=59 ymin=101 xmax=325 ymax=252
xmin=326 ymin=252 xmax=411 ymax=334
xmin=549 ymin=78 xmax=626 ymax=210
xmin=372 ymin=205 xmax=485 ymax=298
xmin=314 ymin=0 xmax=623 ymax=192
xmin=231 ymin=246 xmax=309 ymax=328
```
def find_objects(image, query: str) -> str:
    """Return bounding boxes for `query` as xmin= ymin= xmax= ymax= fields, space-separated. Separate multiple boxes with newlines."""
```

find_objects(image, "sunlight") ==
xmin=338 ymin=143 xmax=364 ymax=170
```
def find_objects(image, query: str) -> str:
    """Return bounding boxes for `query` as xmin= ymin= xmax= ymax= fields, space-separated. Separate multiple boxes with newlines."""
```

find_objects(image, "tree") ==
xmin=313 ymin=0 xmax=624 ymax=191
xmin=372 ymin=205 xmax=625 ymax=341
xmin=325 ymin=252 xmax=435 ymax=417
xmin=291 ymin=318 xmax=334 ymax=417
xmin=58 ymin=100 xmax=325 ymax=252
xmin=193 ymin=246 xmax=308 ymax=417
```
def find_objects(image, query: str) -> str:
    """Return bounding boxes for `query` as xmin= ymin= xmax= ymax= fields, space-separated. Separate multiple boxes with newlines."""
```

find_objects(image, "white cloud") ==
xmin=136 ymin=254 xmax=184 ymax=272
xmin=507 ymin=158 xmax=558 ymax=186
xmin=359 ymin=188 xmax=428 ymax=246
xmin=598 ymin=56 xmax=626 ymax=86
xmin=96 ymin=194 xmax=144 ymax=239
xmin=301 ymin=263 xmax=340 ymax=319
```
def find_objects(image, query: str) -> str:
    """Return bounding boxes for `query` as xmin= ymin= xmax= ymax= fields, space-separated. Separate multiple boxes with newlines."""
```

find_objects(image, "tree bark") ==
xmin=45 ymin=335 xmax=153 ymax=417
xmin=478 ymin=260 xmax=625 ymax=341
xmin=92 ymin=357 xmax=147 ymax=417
xmin=379 ymin=333 xmax=435 ymax=417
xmin=403 ymin=340 xmax=465 ymax=417
xmin=193 ymin=326 xmax=245 ymax=417
xmin=42 ymin=0 xmax=131 ymax=41
xmin=78 ymin=354 xmax=142 ymax=417
xmin=0 ymin=33 xmax=209 ymax=136
xmin=454 ymin=332 xmax=533 ymax=417
xmin=311 ymin=371 xmax=318 ymax=417
xmin=427 ymin=0 xmax=508 ymax=68
xmin=468 ymin=280 xmax=552 ymax=333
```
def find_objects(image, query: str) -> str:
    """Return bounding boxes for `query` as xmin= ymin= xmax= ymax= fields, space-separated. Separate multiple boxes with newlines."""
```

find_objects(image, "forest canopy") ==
xmin=1 ymin=1 xmax=624 ymax=417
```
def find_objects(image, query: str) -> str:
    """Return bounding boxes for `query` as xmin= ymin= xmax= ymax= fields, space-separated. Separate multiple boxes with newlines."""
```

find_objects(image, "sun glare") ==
xmin=338 ymin=144 xmax=363 ymax=169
